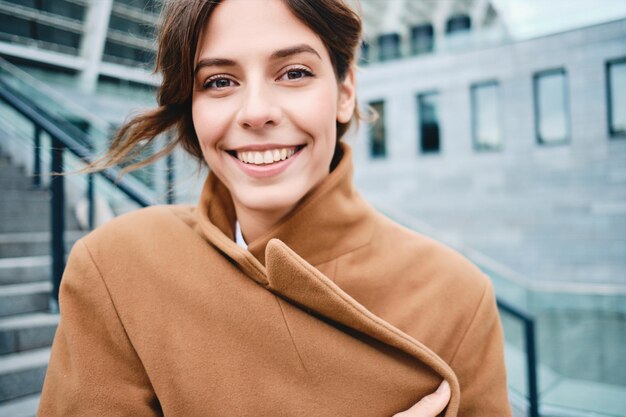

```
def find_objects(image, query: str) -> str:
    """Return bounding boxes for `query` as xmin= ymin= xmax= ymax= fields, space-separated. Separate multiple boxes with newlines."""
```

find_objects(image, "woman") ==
xmin=38 ymin=0 xmax=511 ymax=416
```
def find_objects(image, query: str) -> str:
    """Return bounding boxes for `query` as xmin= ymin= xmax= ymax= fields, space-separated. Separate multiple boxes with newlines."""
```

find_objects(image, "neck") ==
xmin=234 ymin=203 xmax=292 ymax=244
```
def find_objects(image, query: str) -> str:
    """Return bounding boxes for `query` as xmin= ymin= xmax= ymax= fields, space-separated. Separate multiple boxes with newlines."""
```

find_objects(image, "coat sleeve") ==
xmin=37 ymin=240 xmax=161 ymax=417
xmin=449 ymin=278 xmax=512 ymax=416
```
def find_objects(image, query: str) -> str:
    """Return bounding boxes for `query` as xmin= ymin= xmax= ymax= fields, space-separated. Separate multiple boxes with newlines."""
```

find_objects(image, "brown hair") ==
xmin=94 ymin=0 xmax=362 ymax=174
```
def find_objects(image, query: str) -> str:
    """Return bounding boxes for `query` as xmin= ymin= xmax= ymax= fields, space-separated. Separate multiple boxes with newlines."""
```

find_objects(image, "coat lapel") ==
xmin=265 ymin=239 xmax=461 ymax=416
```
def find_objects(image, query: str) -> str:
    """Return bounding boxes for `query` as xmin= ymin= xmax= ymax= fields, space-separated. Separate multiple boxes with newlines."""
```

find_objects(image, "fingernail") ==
xmin=437 ymin=380 xmax=450 ymax=394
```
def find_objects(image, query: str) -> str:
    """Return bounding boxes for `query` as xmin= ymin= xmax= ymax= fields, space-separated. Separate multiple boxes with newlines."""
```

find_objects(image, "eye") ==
xmin=203 ymin=76 xmax=237 ymax=90
xmin=279 ymin=67 xmax=314 ymax=81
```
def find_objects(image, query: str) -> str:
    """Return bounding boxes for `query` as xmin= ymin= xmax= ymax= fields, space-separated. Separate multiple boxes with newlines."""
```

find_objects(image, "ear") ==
xmin=336 ymin=66 xmax=356 ymax=124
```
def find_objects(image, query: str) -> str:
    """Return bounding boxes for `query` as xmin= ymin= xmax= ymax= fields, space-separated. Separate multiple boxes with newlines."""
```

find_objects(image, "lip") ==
xmin=228 ymin=145 xmax=306 ymax=179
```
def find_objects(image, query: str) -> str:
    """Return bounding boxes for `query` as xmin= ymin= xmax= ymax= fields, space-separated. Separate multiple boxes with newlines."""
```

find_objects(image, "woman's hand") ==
xmin=393 ymin=381 xmax=450 ymax=417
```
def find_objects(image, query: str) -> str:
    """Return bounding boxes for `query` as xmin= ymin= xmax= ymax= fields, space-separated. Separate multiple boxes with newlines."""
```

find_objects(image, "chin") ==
xmin=234 ymin=187 xmax=306 ymax=216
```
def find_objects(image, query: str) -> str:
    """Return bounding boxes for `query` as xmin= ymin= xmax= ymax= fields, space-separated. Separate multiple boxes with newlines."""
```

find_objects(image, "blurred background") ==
xmin=0 ymin=0 xmax=624 ymax=416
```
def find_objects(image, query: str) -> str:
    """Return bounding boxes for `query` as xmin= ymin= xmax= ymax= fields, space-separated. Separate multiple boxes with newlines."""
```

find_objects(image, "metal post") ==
xmin=87 ymin=174 xmax=95 ymax=229
xmin=50 ymin=138 xmax=66 ymax=307
xmin=33 ymin=125 xmax=41 ymax=188
xmin=526 ymin=320 xmax=539 ymax=417
xmin=166 ymin=151 xmax=175 ymax=204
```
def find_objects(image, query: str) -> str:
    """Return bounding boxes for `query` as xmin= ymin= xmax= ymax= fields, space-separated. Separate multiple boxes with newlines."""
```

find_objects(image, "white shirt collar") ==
xmin=235 ymin=221 xmax=248 ymax=249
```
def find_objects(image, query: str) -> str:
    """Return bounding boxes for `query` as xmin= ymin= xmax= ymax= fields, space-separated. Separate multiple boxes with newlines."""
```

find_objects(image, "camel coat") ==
xmin=38 ymin=145 xmax=511 ymax=416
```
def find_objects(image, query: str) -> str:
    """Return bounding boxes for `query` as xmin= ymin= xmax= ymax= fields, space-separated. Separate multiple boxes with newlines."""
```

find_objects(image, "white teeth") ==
xmin=235 ymin=147 xmax=300 ymax=165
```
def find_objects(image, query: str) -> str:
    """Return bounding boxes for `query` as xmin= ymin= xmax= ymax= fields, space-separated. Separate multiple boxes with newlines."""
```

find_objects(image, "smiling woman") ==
xmin=37 ymin=1 xmax=511 ymax=416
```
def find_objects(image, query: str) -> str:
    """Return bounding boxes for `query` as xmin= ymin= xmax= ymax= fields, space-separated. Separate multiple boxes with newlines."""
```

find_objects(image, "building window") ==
xmin=359 ymin=41 xmax=370 ymax=66
xmin=607 ymin=58 xmax=626 ymax=137
xmin=418 ymin=93 xmax=440 ymax=154
xmin=369 ymin=101 xmax=386 ymax=158
xmin=471 ymin=81 xmax=501 ymax=151
xmin=446 ymin=14 xmax=471 ymax=34
xmin=378 ymin=33 xmax=401 ymax=62
xmin=410 ymin=24 xmax=434 ymax=55
xmin=534 ymin=69 xmax=570 ymax=145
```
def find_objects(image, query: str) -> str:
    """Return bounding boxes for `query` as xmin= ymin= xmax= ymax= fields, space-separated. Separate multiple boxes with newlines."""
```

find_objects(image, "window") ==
xmin=410 ymin=24 xmax=434 ymax=55
xmin=534 ymin=69 xmax=570 ymax=144
xmin=378 ymin=33 xmax=401 ymax=62
xmin=359 ymin=41 xmax=370 ymax=66
xmin=418 ymin=93 xmax=440 ymax=153
xmin=471 ymin=81 xmax=501 ymax=150
xmin=369 ymin=101 xmax=386 ymax=158
xmin=446 ymin=15 xmax=471 ymax=34
xmin=607 ymin=58 xmax=626 ymax=137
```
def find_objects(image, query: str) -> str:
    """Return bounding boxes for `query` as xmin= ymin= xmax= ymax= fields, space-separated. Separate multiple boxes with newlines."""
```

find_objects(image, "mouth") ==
xmin=226 ymin=145 xmax=306 ymax=166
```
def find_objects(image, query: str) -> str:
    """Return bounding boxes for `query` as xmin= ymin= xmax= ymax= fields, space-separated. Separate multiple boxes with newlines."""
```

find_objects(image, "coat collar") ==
xmin=196 ymin=143 xmax=377 ymax=269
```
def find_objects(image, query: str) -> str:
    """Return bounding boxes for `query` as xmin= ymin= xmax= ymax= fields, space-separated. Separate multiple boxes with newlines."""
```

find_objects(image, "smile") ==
xmin=227 ymin=145 xmax=305 ymax=166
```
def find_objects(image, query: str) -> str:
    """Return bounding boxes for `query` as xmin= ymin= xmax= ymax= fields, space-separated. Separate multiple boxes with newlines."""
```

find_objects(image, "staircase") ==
xmin=0 ymin=151 xmax=84 ymax=417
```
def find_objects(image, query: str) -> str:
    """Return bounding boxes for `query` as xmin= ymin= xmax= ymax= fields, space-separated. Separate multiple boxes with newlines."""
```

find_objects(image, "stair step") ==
xmin=0 ymin=231 xmax=84 ymax=258
xmin=0 ymin=215 xmax=82 ymax=233
xmin=0 ymin=313 xmax=59 ymax=355
xmin=0 ymin=256 xmax=49 ymax=286
xmin=0 ymin=282 xmax=51 ymax=317
xmin=0 ymin=393 xmax=40 ymax=417
xmin=0 ymin=347 xmax=50 ymax=402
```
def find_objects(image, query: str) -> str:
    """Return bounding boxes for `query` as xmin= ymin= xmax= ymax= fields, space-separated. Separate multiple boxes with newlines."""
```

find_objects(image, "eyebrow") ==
xmin=194 ymin=44 xmax=322 ymax=75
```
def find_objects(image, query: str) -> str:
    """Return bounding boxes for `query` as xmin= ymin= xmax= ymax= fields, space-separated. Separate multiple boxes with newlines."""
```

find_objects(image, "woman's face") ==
xmin=192 ymin=0 xmax=355 ymax=220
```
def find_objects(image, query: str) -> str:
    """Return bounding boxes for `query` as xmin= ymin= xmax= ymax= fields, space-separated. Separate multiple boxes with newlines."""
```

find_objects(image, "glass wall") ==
xmin=534 ymin=69 xmax=570 ymax=144
xmin=0 ymin=0 xmax=85 ymax=54
xmin=369 ymin=101 xmax=386 ymax=158
xmin=471 ymin=81 xmax=501 ymax=150
xmin=418 ymin=92 xmax=441 ymax=153
xmin=607 ymin=58 xmax=626 ymax=138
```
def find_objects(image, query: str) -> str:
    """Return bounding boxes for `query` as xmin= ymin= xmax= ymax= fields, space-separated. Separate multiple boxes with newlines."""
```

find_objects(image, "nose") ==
xmin=236 ymin=83 xmax=282 ymax=130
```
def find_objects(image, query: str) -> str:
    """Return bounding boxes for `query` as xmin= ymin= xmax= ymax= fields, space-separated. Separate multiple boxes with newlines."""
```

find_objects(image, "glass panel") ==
xmin=472 ymin=82 xmax=501 ymax=150
xmin=369 ymin=101 xmax=386 ymax=158
xmin=411 ymin=24 xmax=434 ymax=55
xmin=608 ymin=59 xmax=626 ymax=136
xmin=378 ymin=33 xmax=400 ymax=62
xmin=418 ymin=93 xmax=440 ymax=153
xmin=535 ymin=70 xmax=569 ymax=144
xmin=0 ymin=58 xmax=158 ymax=191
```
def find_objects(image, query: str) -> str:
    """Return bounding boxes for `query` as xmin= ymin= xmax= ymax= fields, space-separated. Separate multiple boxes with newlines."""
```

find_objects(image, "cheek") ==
xmin=191 ymin=97 xmax=230 ymax=157
xmin=284 ymin=83 xmax=338 ymax=140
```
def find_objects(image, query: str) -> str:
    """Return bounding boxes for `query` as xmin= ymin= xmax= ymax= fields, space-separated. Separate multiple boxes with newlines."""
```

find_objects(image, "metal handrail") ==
xmin=497 ymin=298 xmax=539 ymax=417
xmin=0 ymin=77 xmax=156 ymax=306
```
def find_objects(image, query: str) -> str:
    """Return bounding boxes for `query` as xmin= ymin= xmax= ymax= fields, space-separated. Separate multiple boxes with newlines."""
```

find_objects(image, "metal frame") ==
xmin=532 ymin=68 xmax=570 ymax=146
xmin=497 ymin=298 xmax=539 ymax=417
xmin=606 ymin=56 xmax=626 ymax=139
xmin=470 ymin=79 xmax=502 ymax=152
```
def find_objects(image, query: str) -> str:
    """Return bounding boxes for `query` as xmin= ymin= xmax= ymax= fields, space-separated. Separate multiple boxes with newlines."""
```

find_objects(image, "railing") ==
xmin=497 ymin=299 xmax=539 ymax=417
xmin=0 ymin=76 xmax=159 ymax=307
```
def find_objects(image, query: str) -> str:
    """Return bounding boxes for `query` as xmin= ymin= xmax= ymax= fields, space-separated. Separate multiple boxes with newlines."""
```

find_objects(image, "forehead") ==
xmin=196 ymin=0 xmax=328 ymax=61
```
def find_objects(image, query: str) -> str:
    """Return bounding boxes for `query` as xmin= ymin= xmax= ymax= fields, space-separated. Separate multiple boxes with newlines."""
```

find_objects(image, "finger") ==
xmin=393 ymin=380 xmax=450 ymax=417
